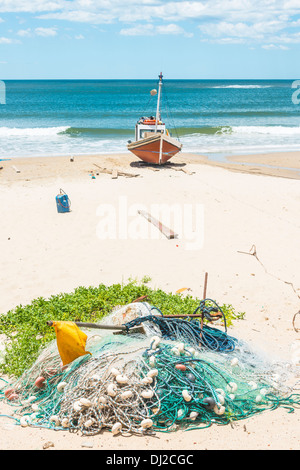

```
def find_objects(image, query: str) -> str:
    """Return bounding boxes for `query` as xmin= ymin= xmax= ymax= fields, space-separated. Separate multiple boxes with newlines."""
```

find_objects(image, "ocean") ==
xmin=0 ymin=79 xmax=299 ymax=161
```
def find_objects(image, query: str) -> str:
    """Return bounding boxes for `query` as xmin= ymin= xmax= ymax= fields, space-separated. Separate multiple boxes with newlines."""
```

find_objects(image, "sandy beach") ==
xmin=0 ymin=150 xmax=300 ymax=450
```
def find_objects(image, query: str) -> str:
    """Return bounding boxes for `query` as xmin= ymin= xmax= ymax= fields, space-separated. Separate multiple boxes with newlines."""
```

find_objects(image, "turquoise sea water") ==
xmin=0 ymin=79 xmax=299 ymax=160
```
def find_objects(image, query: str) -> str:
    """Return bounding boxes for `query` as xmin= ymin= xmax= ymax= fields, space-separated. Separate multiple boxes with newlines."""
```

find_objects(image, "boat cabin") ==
xmin=135 ymin=116 xmax=166 ymax=141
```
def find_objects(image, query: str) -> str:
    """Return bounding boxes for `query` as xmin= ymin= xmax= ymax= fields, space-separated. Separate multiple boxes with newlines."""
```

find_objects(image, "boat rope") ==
xmin=124 ymin=304 xmax=236 ymax=353
xmin=161 ymin=80 xmax=181 ymax=141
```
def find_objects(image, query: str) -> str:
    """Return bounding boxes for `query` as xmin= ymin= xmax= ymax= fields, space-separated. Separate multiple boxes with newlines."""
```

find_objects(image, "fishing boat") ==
xmin=127 ymin=73 xmax=182 ymax=165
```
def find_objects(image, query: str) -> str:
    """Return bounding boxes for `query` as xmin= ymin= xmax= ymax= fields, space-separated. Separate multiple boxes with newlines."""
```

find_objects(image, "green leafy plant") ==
xmin=0 ymin=281 xmax=245 ymax=377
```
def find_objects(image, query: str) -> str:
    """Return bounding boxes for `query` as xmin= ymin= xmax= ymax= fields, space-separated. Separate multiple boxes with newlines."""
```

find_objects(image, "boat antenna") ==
xmin=155 ymin=72 xmax=163 ymax=132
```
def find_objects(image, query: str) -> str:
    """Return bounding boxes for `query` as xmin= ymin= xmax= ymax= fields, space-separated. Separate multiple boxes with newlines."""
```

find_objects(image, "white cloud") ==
xmin=0 ymin=0 xmax=297 ymax=19
xmin=38 ymin=10 xmax=114 ymax=24
xmin=120 ymin=22 xmax=193 ymax=37
xmin=34 ymin=26 xmax=57 ymax=36
xmin=262 ymin=44 xmax=289 ymax=50
xmin=117 ymin=1 xmax=208 ymax=23
xmin=32 ymin=0 xmax=276 ymax=25
xmin=0 ymin=0 xmax=299 ymax=45
xmin=17 ymin=28 xmax=32 ymax=37
xmin=0 ymin=1 xmax=67 ymax=13
xmin=197 ymin=4 xmax=300 ymax=47
xmin=156 ymin=23 xmax=193 ymax=37
xmin=75 ymin=34 xmax=84 ymax=39
xmin=271 ymin=31 xmax=300 ymax=43
xmin=17 ymin=26 xmax=58 ymax=38
xmin=0 ymin=36 xmax=14 ymax=43
xmin=200 ymin=19 xmax=288 ymax=41
xmin=120 ymin=24 xmax=154 ymax=36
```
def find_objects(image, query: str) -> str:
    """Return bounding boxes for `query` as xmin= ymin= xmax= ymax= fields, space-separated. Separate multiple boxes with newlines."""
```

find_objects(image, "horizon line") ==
xmin=0 ymin=77 xmax=297 ymax=81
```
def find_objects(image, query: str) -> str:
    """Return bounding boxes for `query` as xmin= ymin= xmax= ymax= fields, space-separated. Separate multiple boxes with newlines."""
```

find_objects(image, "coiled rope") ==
xmin=124 ymin=300 xmax=236 ymax=353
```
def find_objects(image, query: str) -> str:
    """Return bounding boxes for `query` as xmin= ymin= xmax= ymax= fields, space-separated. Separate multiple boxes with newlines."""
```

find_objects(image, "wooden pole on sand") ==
xmin=200 ymin=272 xmax=208 ymax=340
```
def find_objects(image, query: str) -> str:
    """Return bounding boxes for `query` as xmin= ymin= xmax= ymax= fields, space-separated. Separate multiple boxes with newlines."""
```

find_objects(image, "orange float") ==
xmin=35 ymin=376 xmax=46 ymax=389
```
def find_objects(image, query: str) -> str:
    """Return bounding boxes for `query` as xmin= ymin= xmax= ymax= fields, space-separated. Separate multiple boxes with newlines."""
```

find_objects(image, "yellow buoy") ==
xmin=51 ymin=321 xmax=91 ymax=366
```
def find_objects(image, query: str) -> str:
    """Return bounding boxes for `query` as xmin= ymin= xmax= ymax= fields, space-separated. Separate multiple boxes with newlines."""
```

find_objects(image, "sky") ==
xmin=0 ymin=0 xmax=299 ymax=79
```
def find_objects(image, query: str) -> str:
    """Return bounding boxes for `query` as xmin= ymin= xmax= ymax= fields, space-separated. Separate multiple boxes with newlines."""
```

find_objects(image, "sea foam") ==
xmin=0 ymin=126 xmax=69 ymax=137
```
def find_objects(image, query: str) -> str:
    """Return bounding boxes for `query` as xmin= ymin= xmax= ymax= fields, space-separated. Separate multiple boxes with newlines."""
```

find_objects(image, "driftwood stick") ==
xmin=93 ymin=163 xmax=139 ymax=178
xmin=138 ymin=210 xmax=178 ymax=239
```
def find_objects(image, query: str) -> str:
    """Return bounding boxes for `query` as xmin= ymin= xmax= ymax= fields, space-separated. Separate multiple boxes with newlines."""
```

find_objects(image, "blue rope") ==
xmin=124 ymin=301 xmax=237 ymax=352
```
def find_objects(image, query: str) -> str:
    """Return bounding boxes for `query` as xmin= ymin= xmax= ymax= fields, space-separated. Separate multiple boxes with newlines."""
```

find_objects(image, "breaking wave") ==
xmin=0 ymin=126 xmax=69 ymax=137
xmin=177 ymin=125 xmax=300 ymax=137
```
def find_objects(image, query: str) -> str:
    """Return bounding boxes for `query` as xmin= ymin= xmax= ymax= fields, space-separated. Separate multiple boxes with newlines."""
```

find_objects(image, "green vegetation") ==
xmin=0 ymin=280 xmax=245 ymax=377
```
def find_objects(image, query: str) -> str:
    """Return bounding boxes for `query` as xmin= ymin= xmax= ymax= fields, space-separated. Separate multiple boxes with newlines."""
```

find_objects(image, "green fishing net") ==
xmin=1 ymin=302 xmax=299 ymax=436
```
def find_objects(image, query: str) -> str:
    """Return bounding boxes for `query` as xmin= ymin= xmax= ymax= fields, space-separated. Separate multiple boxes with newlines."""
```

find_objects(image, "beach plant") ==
xmin=0 ymin=280 xmax=245 ymax=377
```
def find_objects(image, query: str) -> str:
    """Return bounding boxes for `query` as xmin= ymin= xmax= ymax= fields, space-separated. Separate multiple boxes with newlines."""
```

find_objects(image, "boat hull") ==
xmin=127 ymin=134 xmax=182 ymax=165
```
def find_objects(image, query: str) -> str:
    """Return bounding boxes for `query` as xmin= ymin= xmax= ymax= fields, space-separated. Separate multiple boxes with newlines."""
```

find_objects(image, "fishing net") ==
xmin=1 ymin=301 xmax=300 ymax=436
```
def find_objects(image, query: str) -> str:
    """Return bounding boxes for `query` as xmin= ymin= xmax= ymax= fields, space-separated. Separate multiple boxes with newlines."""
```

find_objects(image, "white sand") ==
xmin=0 ymin=152 xmax=299 ymax=450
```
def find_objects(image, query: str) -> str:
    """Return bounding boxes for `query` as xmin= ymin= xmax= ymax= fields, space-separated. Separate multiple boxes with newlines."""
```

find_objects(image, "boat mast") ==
xmin=155 ymin=72 xmax=163 ymax=133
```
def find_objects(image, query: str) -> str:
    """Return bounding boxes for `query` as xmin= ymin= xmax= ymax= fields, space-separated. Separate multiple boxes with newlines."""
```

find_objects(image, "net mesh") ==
xmin=1 ymin=302 xmax=300 ymax=435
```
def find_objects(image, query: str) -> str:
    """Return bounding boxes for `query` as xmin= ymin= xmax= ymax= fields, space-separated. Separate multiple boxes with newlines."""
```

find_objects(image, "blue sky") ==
xmin=0 ymin=0 xmax=299 ymax=79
